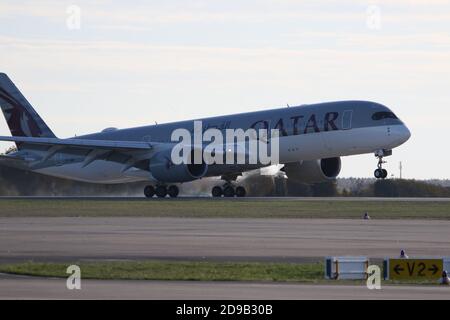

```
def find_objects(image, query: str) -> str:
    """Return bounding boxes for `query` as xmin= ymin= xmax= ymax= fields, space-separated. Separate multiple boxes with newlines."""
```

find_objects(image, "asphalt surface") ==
xmin=1 ymin=217 xmax=450 ymax=263
xmin=1 ymin=274 xmax=449 ymax=299
xmin=2 ymin=215 xmax=450 ymax=299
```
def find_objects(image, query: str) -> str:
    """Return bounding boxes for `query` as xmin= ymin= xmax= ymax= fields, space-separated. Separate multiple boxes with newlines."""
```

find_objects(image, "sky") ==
xmin=0 ymin=0 xmax=449 ymax=179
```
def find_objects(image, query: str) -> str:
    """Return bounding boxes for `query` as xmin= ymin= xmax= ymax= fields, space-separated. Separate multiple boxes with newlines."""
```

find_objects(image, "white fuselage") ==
xmin=34 ymin=123 xmax=410 ymax=183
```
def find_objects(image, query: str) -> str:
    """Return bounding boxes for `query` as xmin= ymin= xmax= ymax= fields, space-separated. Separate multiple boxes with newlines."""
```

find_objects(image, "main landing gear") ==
xmin=373 ymin=149 xmax=392 ymax=179
xmin=211 ymin=183 xmax=246 ymax=198
xmin=144 ymin=185 xmax=179 ymax=198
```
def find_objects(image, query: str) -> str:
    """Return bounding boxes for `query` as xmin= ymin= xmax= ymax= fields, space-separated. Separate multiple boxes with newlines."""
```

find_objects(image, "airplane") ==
xmin=0 ymin=73 xmax=411 ymax=198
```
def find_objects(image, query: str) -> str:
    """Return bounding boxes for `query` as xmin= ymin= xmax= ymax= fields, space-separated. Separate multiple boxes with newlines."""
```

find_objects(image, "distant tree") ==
xmin=374 ymin=179 xmax=450 ymax=197
xmin=341 ymin=188 xmax=350 ymax=197
xmin=1 ymin=162 xmax=449 ymax=198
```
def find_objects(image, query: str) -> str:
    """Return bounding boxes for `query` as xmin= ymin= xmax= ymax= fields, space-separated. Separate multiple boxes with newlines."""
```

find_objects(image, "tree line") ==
xmin=0 ymin=164 xmax=449 ymax=197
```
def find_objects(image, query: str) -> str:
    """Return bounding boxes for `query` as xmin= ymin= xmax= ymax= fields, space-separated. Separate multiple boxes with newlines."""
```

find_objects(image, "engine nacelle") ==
xmin=149 ymin=149 xmax=208 ymax=183
xmin=283 ymin=157 xmax=341 ymax=184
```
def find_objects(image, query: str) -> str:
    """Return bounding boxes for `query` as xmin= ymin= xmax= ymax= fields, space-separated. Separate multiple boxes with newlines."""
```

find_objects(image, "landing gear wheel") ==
xmin=144 ymin=185 xmax=155 ymax=198
xmin=155 ymin=185 xmax=167 ymax=198
xmin=212 ymin=186 xmax=223 ymax=197
xmin=374 ymin=168 xmax=388 ymax=179
xmin=167 ymin=185 xmax=179 ymax=198
xmin=235 ymin=186 xmax=246 ymax=197
xmin=374 ymin=150 xmax=389 ymax=179
xmin=374 ymin=169 xmax=382 ymax=179
xmin=223 ymin=186 xmax=235 ymax=197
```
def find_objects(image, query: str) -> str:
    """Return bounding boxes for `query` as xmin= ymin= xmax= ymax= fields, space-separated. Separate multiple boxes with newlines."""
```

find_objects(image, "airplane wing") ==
xmin=0 ymin=135 xmax=168 ymax=171
xmin=0 ymin=136 xmax=256 ymax=172
xmin=0 ymin=136 xmax=153 ymax=150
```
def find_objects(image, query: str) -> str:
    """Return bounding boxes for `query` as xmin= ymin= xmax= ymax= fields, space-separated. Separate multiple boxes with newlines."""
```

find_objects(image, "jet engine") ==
xmin=282 ymin=157 xmax=341 ymax=183
xmin=149 ymin=149 xmax=208 ymax=183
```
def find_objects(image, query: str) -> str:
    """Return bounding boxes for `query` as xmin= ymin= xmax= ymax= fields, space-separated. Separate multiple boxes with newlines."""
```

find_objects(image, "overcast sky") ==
xmin=1 ymin=0 xmax=449 ymax=179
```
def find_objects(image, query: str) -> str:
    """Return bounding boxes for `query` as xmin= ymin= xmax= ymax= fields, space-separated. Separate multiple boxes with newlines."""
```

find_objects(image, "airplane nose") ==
xmin=391 ymin=124 xmax=411 ymax=145
xmin=404 ymin=125 xmax=411 ymax=141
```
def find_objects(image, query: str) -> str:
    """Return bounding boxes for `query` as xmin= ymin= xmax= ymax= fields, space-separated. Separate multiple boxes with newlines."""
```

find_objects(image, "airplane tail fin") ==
xmin=0 ymin=73 xmax=56 ymax=142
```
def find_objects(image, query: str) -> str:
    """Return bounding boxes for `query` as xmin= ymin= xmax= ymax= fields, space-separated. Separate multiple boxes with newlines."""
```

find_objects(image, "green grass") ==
xmin=0 ymin=199 xmax=449 ymax=219
xmin=0 ymin=261 xmax=324 ymax=282
xmin=0 ymin=260 xmax=441 ymax=285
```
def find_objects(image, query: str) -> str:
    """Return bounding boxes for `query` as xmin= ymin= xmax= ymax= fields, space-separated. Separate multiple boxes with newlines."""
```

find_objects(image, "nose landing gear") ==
xmin=374 ymin=149 xmax=391 ymax=179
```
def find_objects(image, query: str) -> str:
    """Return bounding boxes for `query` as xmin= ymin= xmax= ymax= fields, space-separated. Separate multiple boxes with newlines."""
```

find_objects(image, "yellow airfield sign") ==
xmin=389 ymin=258 xmax=443 ymax=280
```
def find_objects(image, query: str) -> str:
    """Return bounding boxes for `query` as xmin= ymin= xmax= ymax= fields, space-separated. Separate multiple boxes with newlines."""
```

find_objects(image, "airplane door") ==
xmin=342 ymin=110 xmax=353 ymax=130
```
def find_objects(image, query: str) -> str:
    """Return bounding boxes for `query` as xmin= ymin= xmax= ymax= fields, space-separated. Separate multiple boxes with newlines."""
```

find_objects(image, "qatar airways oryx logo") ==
xmin=170 ymin=121 xmax=280 ymax=166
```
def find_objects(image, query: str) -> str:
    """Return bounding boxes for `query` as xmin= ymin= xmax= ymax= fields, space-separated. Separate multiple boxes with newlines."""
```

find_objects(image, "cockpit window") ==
xmin=372 ymin=111 xmax=398 ymax=121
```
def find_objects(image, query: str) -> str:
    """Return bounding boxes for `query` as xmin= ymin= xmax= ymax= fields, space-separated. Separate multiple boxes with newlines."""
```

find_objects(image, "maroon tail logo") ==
xmin=0 ymin=89 xmax=43 ymax=137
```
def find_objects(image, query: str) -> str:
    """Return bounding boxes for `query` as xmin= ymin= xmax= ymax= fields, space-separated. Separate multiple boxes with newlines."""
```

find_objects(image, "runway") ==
xmin=1 ymin=274 xmax=449 ymax=299
xmin=1 ymin=216 xmax=450 ymax=299
xmin=1 ymin=217 xmax=450 ymax=263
